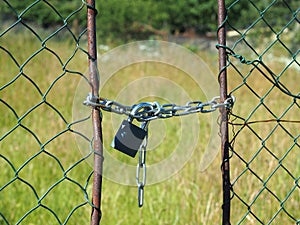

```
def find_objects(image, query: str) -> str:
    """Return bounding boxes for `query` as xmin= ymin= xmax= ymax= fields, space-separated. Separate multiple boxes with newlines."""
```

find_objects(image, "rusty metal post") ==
xmin=87 ymin=1 xmax=103 ymax=225
xmin=218 ymin=0 xmax=231 ymax=225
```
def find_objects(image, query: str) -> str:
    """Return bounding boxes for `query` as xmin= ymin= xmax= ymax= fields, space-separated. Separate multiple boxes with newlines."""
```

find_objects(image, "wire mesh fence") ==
xmin=219 ymin=0 xmax=299 ymax=224
xmin=1 ymin=0 xmax=299 ymax=225
xmin=0 ymin=1 xmax=98 ymax=224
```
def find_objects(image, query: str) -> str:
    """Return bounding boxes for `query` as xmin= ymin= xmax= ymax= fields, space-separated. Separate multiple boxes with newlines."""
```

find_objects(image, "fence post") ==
xmin=87 ymin=1 xmax=104 ymax=225
xmin=217 ymin=0 xmax=231 ymax=225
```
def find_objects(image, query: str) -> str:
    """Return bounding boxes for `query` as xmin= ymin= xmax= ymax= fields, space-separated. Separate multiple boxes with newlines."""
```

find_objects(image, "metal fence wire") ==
xmin=218 ymin=0 xmax=299 ymax=224
xmin=0 ymin=1 xmax=100 ymax=224
xmin=1 ymin=0 xmax=299 ymax=225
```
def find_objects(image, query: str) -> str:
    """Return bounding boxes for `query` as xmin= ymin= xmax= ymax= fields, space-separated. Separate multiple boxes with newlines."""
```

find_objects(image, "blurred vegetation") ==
xmin=0 ymin=0 xmax=299 ymax=43
xmin=0 ymin=31 xmax=299 ymax=225
xmin=1 ymin=1 xmax=299 ymax=224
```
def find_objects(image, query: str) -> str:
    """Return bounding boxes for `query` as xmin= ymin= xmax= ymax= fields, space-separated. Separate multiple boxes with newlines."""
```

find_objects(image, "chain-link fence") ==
xmin=218 ymin=0 xmax=299 ymax=224
xmin=1 ymin=0 xmax=299 ymax=225
xmin=0 ymin=1 xmax=100 ymax=224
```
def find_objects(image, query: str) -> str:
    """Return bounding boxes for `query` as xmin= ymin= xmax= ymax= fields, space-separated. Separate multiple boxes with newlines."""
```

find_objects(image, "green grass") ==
xmin=0 ymin=28 xmax=299 ymax=225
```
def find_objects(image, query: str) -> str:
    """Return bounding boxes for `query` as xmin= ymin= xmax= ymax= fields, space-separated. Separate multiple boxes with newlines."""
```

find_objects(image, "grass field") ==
xmin=0 ymin=28 xmax=299 ymax=225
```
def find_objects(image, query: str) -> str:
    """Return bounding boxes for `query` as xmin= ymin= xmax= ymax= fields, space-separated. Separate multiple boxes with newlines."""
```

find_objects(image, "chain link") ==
xmin=83 ymin=93 xmax=235 ymax=121
xmin=136 ymin=122 xmax=149 ymax=208
xmin=83 ymin=94 xmax=235 ymax=207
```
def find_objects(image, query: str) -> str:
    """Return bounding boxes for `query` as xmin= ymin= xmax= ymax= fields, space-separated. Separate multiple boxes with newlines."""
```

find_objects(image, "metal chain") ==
xmin=83 ymin=93 xmax=235 ymax=121
xmin=84 ymin=93 xmax=235 ymax=207
xmin=136 ymin=122 xmax=149 ymax=208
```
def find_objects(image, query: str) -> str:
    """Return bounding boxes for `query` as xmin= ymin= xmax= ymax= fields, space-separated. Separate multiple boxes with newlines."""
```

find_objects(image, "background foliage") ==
xmin=1 ymin=0 xmax=299 ymax=42
xmin=0 ymin=0 xmax=299 ymax=224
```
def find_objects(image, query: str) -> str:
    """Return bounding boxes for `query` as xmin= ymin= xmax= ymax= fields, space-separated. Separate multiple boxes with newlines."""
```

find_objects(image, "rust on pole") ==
xmin=87 ymin=1 xmax=103 ymax=225
xmin=218 ymin=0 xmax=231 ymax=225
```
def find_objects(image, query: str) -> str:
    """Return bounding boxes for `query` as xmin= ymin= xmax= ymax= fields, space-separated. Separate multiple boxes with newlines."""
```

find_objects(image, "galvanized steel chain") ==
xmin=136 ymin=131 xmax=148 ymax=207
xmin=84 ymin=93 xmax=235 ymax=208
xmin=83 ymin=93 xmax=235 ymax=121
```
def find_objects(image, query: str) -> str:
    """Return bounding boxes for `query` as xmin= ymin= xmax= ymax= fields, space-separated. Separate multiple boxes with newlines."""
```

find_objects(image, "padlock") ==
xmin=111 ymin=103 xmax=152 ymax=157
xmin=111 ymin=120 xmax=148 ymax=157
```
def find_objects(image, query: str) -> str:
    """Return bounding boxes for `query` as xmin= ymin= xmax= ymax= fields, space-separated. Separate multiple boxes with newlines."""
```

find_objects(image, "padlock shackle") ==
xmin=128 ymin=102 xmax=154 ymax=122
xmin=130 ymin=102 xmax=154 ymax=115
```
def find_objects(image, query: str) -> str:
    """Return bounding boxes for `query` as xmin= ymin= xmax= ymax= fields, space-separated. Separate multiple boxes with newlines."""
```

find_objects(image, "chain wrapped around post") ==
xmin=84 ymin=93 xmax=235 ymax=208
xmin=84 ymin=93 xmax=235 ymax=122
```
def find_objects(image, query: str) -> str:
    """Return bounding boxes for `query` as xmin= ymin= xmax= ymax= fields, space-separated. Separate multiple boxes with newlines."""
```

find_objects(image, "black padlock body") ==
xmin=112 ymin=120 xmax=147 ymax=157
